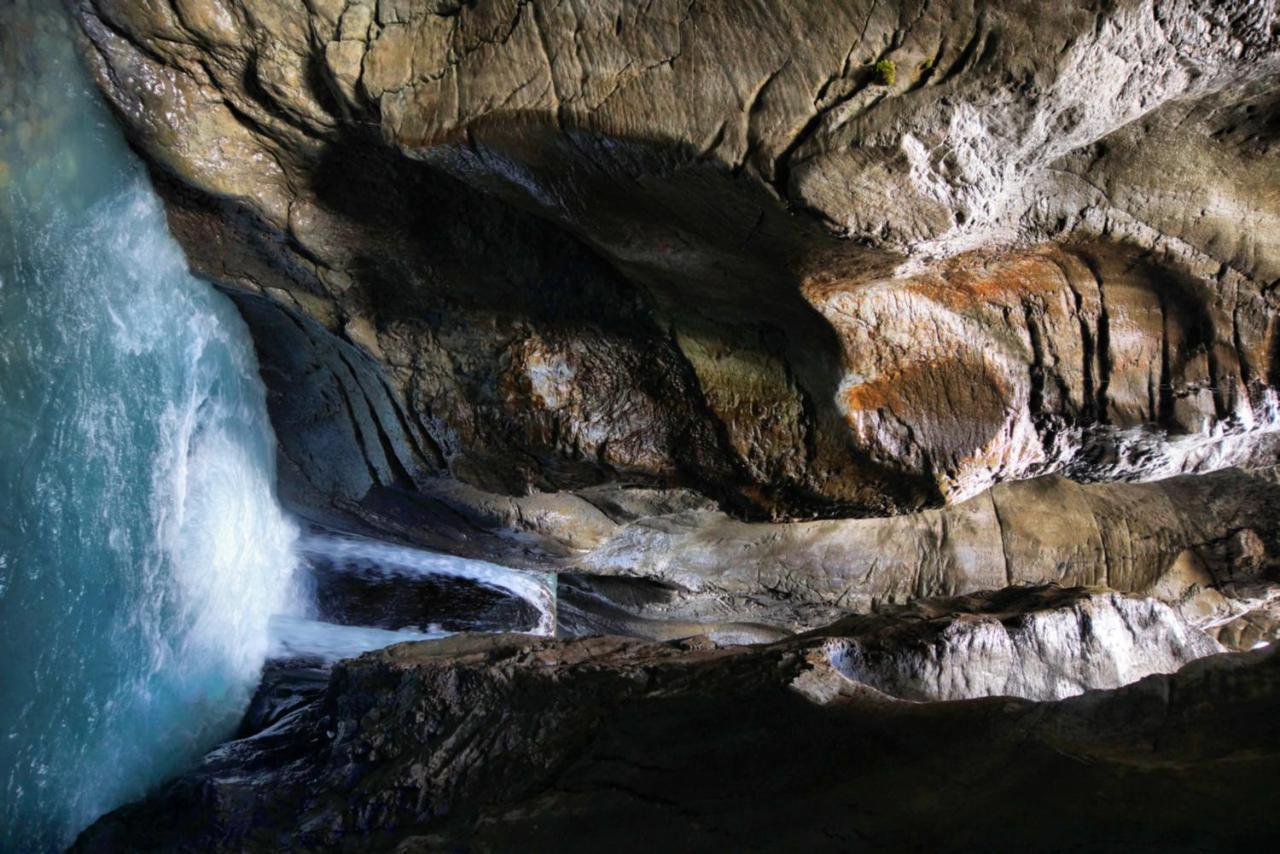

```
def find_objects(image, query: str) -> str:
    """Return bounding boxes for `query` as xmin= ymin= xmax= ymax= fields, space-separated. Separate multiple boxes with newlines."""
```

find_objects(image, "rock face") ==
xmin=822 ymin=587 xmax=1224 ymax=702
xmin=66 ymin=4 xmax=1280 ymax=848
xmin=572 ymin=466 xmax=1280 ymax=627
xmin=70 ymin=0 xmax=1280 ymax=523
xmin=74 ymin=595 xmax=1278 ymax=852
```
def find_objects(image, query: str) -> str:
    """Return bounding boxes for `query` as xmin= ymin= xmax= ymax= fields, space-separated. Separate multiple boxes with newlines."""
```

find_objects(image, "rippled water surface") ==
xmin=0 ymin=4 xmax=302 ymax=847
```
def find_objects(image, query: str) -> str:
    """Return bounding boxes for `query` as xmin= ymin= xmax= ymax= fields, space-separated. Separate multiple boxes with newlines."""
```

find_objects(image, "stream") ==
xmin=0 ymin=4 xmax=550 ymax=848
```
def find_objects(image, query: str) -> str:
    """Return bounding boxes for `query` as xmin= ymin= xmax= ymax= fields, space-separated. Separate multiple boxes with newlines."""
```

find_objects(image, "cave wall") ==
xmin=61 ymin=5 xmax=1280 ymax=844
xmin=70 ymin=0 xmax=1280 ymax=522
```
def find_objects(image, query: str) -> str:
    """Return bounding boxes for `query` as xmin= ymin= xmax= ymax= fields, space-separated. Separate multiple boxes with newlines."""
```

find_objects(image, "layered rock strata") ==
xmin=70 ymin=0 xmax=1280 ymax=521
xmin=75 ymin=596 xmax=1278 ymax=851
xmin=572 ymin=466 xmax=1280 ymax=622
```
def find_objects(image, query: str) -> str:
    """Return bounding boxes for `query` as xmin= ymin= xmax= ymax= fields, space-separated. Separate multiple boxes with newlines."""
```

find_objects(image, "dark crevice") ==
xmin=376 ymin=372 xmax=448 ymax=470
xmin=1157 ymin=287 xmax=1175 ymax=427
xmin=1047 ymin=254 xmax=1096 ymax=423
xmin=348 ymin=368 xmax=419 ymax=489
xmin=1230 ymin=277 xmax=1254 ymax=408
xmin=1074 ymin=251 xmax=1112 ymax=424
xmin=1268 ymin=313 xmax=1280 ymax=392
xmin=934 ymin=14 xmax=986 ymax=87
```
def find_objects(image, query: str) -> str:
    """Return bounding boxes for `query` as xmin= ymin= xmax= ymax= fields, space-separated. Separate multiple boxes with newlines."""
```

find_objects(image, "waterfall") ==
xmin=0 ymin=3 xmax=302 ymax=848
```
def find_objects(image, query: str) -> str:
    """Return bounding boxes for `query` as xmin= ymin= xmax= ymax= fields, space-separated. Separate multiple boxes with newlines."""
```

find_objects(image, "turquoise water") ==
xmin=0 ymin=4 xmax=301 ymax=848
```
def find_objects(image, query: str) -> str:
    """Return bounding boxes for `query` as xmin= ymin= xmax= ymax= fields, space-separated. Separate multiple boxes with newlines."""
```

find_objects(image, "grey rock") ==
xmin=73 ymin=593 xmax=1277 ymax=851
xmin=824 ymin=589 xmax=1224 ymax=702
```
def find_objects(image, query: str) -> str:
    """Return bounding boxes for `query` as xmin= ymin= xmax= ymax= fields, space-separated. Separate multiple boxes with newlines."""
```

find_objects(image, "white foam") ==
xmin=0 ymin=5 xmax=307 ymax=846
xmin=268 ymin=614 xmax=450 ymax=663
xmin=300 ymin=533 xmax=556 ymax=636
xmin=95 ymin=183 xmax=306 ymax=687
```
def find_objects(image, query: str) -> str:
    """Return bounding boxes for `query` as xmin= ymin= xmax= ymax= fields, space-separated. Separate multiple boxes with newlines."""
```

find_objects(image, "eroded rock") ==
xmin=821 ymin=588 xmax=1223 ymax=702
xmin=69 ymin=0 xmax=1280 ymax=521
xmin=52 ymin=3 xmax=1280 ymax=849
xmin=574 ymin=466 xmax=1280 ymax=620
xmin=74 ymin=597 xmax=1278 ymax=851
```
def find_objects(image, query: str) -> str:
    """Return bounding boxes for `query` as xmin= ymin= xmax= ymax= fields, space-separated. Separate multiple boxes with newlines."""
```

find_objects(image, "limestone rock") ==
xmin=823 ymin=588 xmax=1224 ymax=702
xmin=1211 ymin=599 xmax=1280 ymax=651
xmin=69 ymin=0 xmax=1280 ymax=521
xmin=54 ymin=3 xmax=1280 ymax=849
xmin=574 ymin=466 xmax=1280 ymax=619
xmin=74 ymin=599 xmax=1278 ymax=851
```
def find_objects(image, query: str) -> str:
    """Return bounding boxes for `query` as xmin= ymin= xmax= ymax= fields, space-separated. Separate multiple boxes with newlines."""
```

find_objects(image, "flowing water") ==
xmin=0 ymin=4 xmax=303 ymax=847
xmin=0 ymin=7 xmax=560 ymax=847
xmin=300 ymin=532 xmax=557 ymax=636
xmin=267 ymin=531 xmax=555 ymax=663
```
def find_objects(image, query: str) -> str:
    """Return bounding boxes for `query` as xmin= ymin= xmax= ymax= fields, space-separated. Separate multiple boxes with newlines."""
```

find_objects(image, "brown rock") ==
xmin=69 ymin=0 xmax=1280 ymax=521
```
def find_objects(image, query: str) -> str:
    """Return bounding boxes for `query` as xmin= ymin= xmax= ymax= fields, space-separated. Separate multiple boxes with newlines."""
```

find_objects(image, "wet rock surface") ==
xmin=308 ymin=543 xmax=542 ymax=633
xmin=75 ymin=590 xmax=1278 ymax=852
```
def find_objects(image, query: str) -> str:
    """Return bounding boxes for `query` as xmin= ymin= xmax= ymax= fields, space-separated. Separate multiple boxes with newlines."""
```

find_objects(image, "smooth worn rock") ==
xmin=70 ymin=0 xmax=1280 ymax=522
xmin=819 ymin=587 xmax=1224 ymax=702
xmin=74 ymin=592 xmax=1276 ymax=851
xmin=574 ymin=466 xmax=1280 ymax=622
xmin=1211 ymin=598 xmax=1280 ymax=651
